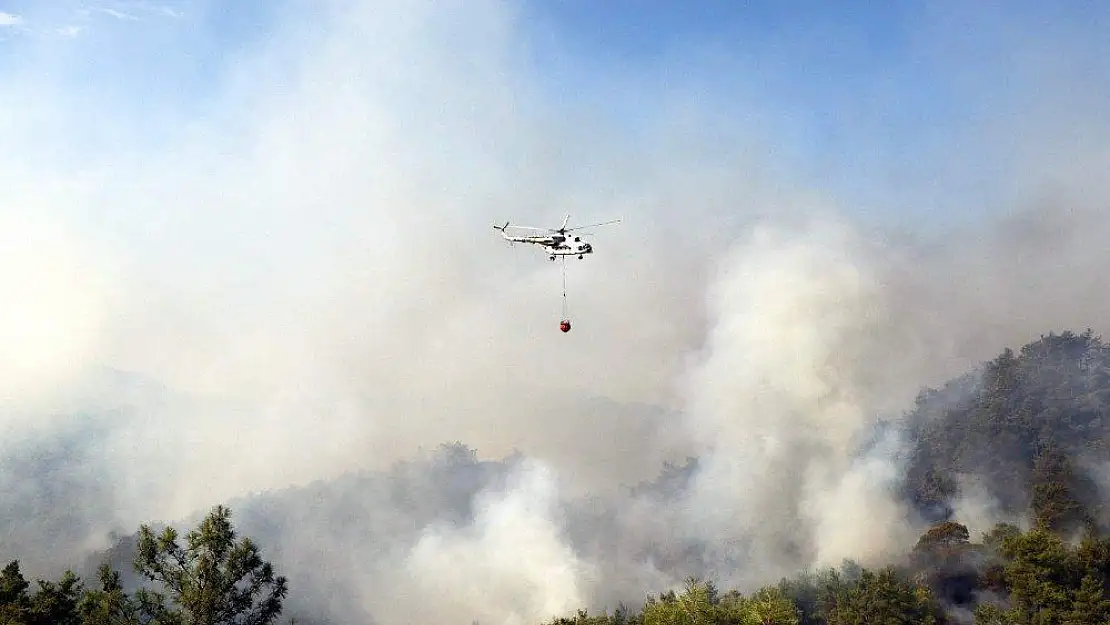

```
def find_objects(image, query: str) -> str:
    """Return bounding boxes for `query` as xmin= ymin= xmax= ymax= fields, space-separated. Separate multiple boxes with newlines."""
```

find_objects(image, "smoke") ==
xmin=663 ymin=215 xmax=922 ymax=588
xmin=950 ymin=474 xmax=1029 ymax=539
xmin=0 ymin=212 xmax=114 ymax=413
xmin=2 ymin=0 xmax=1110 ymax=622
xmin=399 ymin=458 xmax=594 ymax=625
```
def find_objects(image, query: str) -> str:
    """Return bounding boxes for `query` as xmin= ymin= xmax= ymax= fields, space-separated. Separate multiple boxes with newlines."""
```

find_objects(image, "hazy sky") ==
xmin=3 ymin=1 xmax=1106 ymax=228
xmin=533 ymin=0 xmax=1110 ymax=229
xmin=2 ymin=0 xmax=1108 ymax=470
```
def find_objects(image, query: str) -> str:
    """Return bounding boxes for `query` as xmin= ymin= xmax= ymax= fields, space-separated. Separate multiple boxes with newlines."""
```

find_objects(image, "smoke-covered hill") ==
xmin=902 ymin=329 xmax=1110 ymax=535
xmin=37 ymin=330 xmax=1110 ymax=624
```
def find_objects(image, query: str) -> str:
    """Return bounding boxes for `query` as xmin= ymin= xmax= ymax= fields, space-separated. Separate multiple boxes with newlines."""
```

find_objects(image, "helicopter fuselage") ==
xmin=548 ymin=241 xmax=593 ymax=257
xmin=493 ymin=215 xmax=618 ymax=260
xmin=496 ymin=231 xmax=592 ymax=258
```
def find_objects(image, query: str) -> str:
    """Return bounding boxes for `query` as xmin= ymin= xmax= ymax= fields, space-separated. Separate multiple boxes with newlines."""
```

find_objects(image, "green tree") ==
xmin=0 ymin=560 xmax=31 ymax=622
xmin=640 ymin=578 xmax=718 ymax=625
xmin=0 ymin=561 xmax=88 ymax=625
xmin=910 ymin=520 xmax=982 ymax=610
xmin=740 ymin=586 xmax=798 ymax=625
xmin=1065 ymin=573 xmax=1110 ymax=625
xmin=832 ymin=567 xmax=938 ymax=625
xmin=973 ymin=602 xmax=1015 ymax=624
xmin=77 ymin=562 xmax=177 ymax=625
xmin=26 ymin=570 xmax=83 ymax=625
xmin=810 ymin=566 xmax=861 ymax=625
xmin=134 ymin=505 xmax=288 ymax=625
xmin=998 ymin=527 xmax=1074 ymax=623
xmin=544 ymin=607 xmax=625 ymax=625
xmin=1029 ymin=446 xmax=1091 ymax=536
xmin=914 ymin=521 xmax=970 ymax=553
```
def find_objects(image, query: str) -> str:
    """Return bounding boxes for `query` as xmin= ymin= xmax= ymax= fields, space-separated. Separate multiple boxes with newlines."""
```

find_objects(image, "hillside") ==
xmin=4 ymin=330 xmax=1110 ymax=624
xmin=902 ymin=329 xmax=1110 ymax=534
xmin=536 ymin=330 xmax=1110 ymax=624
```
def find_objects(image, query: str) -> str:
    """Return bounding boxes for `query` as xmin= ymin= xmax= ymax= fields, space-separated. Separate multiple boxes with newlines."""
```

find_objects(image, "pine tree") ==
xmin=134 ymin=505 xmax=288 ymax=625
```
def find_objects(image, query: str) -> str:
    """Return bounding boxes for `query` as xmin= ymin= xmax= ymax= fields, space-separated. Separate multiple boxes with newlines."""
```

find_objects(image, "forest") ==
xmin=4 ymin=330 xmax=1110 ymax=624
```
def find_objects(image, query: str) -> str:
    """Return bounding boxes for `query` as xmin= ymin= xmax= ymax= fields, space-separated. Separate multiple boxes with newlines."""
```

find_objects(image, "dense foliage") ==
xmin=0 ymin=506 xmax=287 ymax=625
xmin=538 ymin=519 xmax=1110 ymax=624
xmin=903 ymin=329 xmax=1110 ymax=533
xmin=12 ymin=517 xmax=1110 ymax=624
xmin=5 ymin=330 xmax=1110 ymax=624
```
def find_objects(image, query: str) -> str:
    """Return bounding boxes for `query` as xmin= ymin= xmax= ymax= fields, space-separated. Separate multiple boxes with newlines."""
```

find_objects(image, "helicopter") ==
xmin=492 ymin=214 xmax=621 ymax=260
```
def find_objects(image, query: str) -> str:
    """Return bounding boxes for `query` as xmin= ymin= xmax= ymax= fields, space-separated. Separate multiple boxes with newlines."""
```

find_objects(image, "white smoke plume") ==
xmin=950 ymin=473 xmax=1029 ymax=539
xmin=671 ymin=215 xmax=920 ymax=588
xmin=399 ymin=459 xmax=594 ymax=625
xmin=0 ymin=212 xmax=114 ymax=413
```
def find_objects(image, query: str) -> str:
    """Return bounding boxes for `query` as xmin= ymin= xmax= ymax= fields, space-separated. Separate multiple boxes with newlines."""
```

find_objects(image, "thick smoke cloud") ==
xmin=400 ymin=459 xmax=594 ymax=624
xmin=673 ymin=216 xmax=919 ymax=583
xmin=3 ymin=0 xmax=1110 ymax=623
xmin=0 ymin=212 xmax=112 ymax=412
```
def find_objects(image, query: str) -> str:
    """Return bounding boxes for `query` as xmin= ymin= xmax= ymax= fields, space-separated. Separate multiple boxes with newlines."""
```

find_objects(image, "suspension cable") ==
xmin=561 ymin=256 xmax=568 ymax=318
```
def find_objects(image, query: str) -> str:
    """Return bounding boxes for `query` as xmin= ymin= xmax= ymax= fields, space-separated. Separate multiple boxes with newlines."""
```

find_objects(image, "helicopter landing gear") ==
xmin=550 ymin=255 xmax=556 ymax=261
xmin=578 ymin=255 xmax=584 ymax=260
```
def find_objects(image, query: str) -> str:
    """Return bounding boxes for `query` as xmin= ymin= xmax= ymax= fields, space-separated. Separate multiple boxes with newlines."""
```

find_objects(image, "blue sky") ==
xmin=2 ymin=0 xmax=1108 ymax=228
xmin=522 ymin=1 xmax=938 ymax=200
xmin=516 ymin=0 xmax=1110 ymax=226
xmin=519 ymin=0 xmax=1105 ymax=230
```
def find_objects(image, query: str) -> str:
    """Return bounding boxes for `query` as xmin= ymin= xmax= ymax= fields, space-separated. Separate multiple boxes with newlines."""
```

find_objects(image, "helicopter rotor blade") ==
xmin=563 ymin=218 xmax=622 ymax=232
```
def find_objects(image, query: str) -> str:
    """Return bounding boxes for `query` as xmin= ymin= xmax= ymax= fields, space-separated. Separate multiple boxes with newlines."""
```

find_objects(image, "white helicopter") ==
xmin=492 ymin=214 xmax=622 ymax=260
